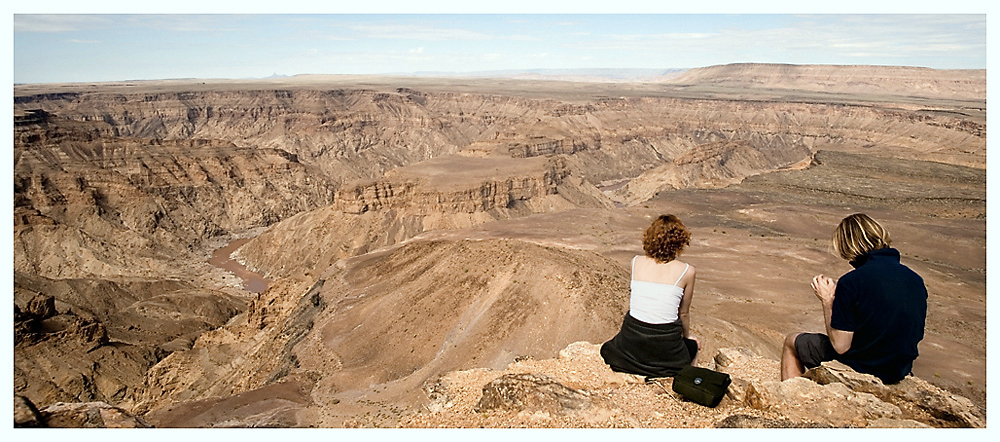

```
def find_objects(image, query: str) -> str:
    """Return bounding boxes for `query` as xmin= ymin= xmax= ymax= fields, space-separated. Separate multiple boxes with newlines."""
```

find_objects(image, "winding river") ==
xmin=208 ymin=238 xmax=270 ymax=294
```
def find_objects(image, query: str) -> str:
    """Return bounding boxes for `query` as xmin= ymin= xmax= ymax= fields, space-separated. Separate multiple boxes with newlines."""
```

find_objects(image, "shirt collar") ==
xmin=850 ymin=247 xmax=899 ymax=268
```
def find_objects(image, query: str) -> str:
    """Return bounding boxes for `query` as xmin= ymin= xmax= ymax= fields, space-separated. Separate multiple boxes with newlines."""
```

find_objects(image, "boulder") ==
xmin=473 ymin=373 xmax=605 ymax=415
xmin=723 ymin=377 xmax=751 ymax=404
xmin=713 ymin=347 xmax=778 ymax=405
xmin=40 ymin=401 xmax=151 ymax=428
xmin=745 ymin=376 xmax=902 ymax=427
xmin=26 ymin=294 xmax=57 ymax=319
xmin=713 ymin=346 xmax=753 ymax=369
xmin=803 ymin=361 xmax=984 ymax=428
xmin=742 ymin=360 xmax=985 ymax=429
xmin=14 ymin=395 xmax=44 ymax=427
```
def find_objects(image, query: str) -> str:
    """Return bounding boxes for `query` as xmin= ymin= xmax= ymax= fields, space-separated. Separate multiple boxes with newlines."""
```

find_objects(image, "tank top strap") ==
xmin=631 ymin=255 xmax=638 ymax=276
xmin=674 ymin=263 xmax=690 ymax=285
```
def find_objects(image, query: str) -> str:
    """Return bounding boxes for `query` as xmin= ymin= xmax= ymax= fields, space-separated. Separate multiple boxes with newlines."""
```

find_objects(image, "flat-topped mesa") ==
xmin=230 ymin=155 xmax=614 ymax=280
xmin=507 ymin=137 xmax=590 ymax=158
xmin=333 ymin=155 xmax=571 ymax=215
xmin=668 ymin=63 xmax=986 ymax=100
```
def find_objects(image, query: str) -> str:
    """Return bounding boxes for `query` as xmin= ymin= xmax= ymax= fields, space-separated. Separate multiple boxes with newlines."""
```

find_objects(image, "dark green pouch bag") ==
xmin=671 ymin=365 xmax=732 ymax=407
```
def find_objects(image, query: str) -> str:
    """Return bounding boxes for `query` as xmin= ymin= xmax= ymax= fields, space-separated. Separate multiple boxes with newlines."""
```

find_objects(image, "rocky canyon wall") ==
xmin=12 ymin=68 xmax=986 ymax=426
xmin=231 ymin=155 xmax=616 ymax=280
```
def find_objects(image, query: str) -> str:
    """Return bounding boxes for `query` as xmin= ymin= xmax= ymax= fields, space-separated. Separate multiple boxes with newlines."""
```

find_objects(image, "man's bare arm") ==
xmin=812 ymin=274 xmax=854 ymax=354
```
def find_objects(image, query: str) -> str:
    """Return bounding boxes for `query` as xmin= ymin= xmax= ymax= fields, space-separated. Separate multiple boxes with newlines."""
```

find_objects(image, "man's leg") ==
xmin=780 ymin=332 xmax=805 ymax=381
xmin=782 ymin=333 xmax=838 ymax=381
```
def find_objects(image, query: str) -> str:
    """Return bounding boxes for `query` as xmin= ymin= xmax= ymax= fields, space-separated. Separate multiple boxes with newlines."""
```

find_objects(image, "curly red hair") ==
xmin=642 ymin=215 xmax=691 ymax=263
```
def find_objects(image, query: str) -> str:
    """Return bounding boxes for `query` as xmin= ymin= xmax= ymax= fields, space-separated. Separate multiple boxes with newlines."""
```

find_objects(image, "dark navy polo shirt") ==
xmin=830 ymin=247 xmax=928 ymax=384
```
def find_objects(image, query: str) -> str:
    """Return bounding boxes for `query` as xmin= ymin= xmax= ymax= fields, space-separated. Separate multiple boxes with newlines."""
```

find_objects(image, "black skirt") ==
xmin=600 ymin=312 xmax=697 ymax=378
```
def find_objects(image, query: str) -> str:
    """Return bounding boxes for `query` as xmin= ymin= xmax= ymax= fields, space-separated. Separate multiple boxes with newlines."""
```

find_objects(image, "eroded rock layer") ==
xmin=14 ymin=111 xmax=338 ymax=280
xmin=128 ymin=238 xmax=631 ymax=426
xmin=12 ymin=66 xmax=985 ymax=426
xmin=233 ymin=155 xmax=616 ymax=279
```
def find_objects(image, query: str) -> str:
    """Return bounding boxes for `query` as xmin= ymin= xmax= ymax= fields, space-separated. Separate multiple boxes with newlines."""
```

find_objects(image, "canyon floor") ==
xmin=12 ymin=64 xmax=986 ymax=428
xmin=288 ymin=149 xmax=985 ymax=427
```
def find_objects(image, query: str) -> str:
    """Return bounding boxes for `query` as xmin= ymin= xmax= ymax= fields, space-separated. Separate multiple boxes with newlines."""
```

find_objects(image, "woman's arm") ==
xmin=678 ymin=266 xmax=697 ymax=341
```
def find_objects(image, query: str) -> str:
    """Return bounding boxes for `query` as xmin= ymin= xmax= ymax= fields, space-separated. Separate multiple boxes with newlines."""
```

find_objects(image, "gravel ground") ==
xmin=400 ymin=342 xmax=788 ymax=428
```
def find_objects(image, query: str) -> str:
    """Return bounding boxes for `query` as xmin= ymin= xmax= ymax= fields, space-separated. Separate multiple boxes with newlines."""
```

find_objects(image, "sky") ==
xmin=7 ymin=2 xmax=993 ymax=84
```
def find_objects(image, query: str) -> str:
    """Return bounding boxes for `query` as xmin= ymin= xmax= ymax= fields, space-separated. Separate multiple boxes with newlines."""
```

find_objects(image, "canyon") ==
xmin=12 ymin=63 xmax=986 ymax=427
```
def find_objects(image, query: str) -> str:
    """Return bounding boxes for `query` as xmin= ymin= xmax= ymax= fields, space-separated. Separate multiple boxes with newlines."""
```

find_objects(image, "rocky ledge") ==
xmin=14 ymin=341 xmax=983 ymax=428
xmin=401 ymin=342 xmax=984 ymax=428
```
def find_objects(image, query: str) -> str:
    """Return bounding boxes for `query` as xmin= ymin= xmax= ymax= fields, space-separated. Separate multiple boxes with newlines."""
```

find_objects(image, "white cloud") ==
xmin=607 ymin=32 xmax=717 ymax=42
xmin=569 ymin=15 xmax=984 ymax=68
xmin=347 ymin=23 xmax=491 ymax=41
xmin=14 ymin=15 xmax=112 ymax=33
xmin=14 ymin=14 xmax=249 ymax=34
xmin=127 ymin=15 xmax=250 ymax=33
xmin=507 ymin=34 xmax=541 ymax=41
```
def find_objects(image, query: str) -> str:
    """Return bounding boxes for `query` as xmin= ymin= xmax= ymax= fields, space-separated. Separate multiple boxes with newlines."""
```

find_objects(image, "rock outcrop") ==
xmin=39 ymin=401 xmax=151 ymax=428
xmin=14 ymin=111 xmax=339 ymax=281
xmin=14 ymin=395 xmax=44 ymax=427
xmin=233 ymin=155 xmax=615 ymax=279
xmin=403 ymin=343 xmax=983 ymax=428
xmin=336 ymin=156 xmax=574 ymax=215
xmin=745 ymin=376 xmax=909 ymax=427
xmin=13 ymin=271 xmax=246 ymax=410
xmin=15 ymin=395 xmax=151 ymax=428
xmin=32 ymin=341 xmax=983 ymax=428
xmin=802 ymin=360 xmax=985 ymax=428
xmin=474 ymin=373 xmax=612 ymax=416
xmin=614 ymin=138 xmax=811 ymax=205
xmin=715 ymin=347 xmax=983 ymax=428
xmin=125 ymin=276 xmax=322 ymax=417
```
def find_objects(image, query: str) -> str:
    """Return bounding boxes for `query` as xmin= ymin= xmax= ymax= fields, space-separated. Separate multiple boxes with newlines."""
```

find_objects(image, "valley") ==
xmin=12 ymin=63 xmax=986 ymax=427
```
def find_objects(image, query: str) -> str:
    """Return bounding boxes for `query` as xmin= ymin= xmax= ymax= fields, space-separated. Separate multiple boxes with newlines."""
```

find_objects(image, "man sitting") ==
xmin=781 ymin=213 xmax=928 ymax=384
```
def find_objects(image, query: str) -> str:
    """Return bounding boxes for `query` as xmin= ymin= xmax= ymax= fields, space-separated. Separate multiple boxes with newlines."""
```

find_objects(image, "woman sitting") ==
xmin=600 ymin=214 xmax=700 ymax=378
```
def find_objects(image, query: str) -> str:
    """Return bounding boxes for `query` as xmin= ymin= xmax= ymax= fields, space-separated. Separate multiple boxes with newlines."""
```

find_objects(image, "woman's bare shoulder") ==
xmin=667 ymin=258 xmax=691 ymax=268
xmin=676 ymin=260 xmax=695 ymax=275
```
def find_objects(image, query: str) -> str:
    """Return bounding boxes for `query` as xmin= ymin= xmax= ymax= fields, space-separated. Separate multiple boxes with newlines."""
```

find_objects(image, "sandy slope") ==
xmin=13 ymin=64 xmax=985 ymax=427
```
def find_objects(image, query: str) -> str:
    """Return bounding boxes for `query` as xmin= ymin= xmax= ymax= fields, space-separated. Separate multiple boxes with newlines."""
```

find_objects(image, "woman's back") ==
xmin=631 ymin=255 xmax=692 ymax=286
xmin=629 ymin=255 xmax=692 ymax=324
xmin=601 ymin=214 xmax=699 ymax=377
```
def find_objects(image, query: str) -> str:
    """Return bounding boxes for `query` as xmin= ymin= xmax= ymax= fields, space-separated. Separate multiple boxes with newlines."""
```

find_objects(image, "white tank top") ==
xmin=629 ymin=256 xmax=688 ymax=324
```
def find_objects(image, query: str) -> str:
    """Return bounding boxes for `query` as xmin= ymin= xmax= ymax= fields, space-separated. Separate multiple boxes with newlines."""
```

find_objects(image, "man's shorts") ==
xmin=794 ymin=332 xmax=838 ymax=369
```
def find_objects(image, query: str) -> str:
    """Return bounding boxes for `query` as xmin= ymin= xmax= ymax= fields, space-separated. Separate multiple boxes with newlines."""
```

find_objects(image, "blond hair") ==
xmin=832 ymin=213 xmax=891 ymax=261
